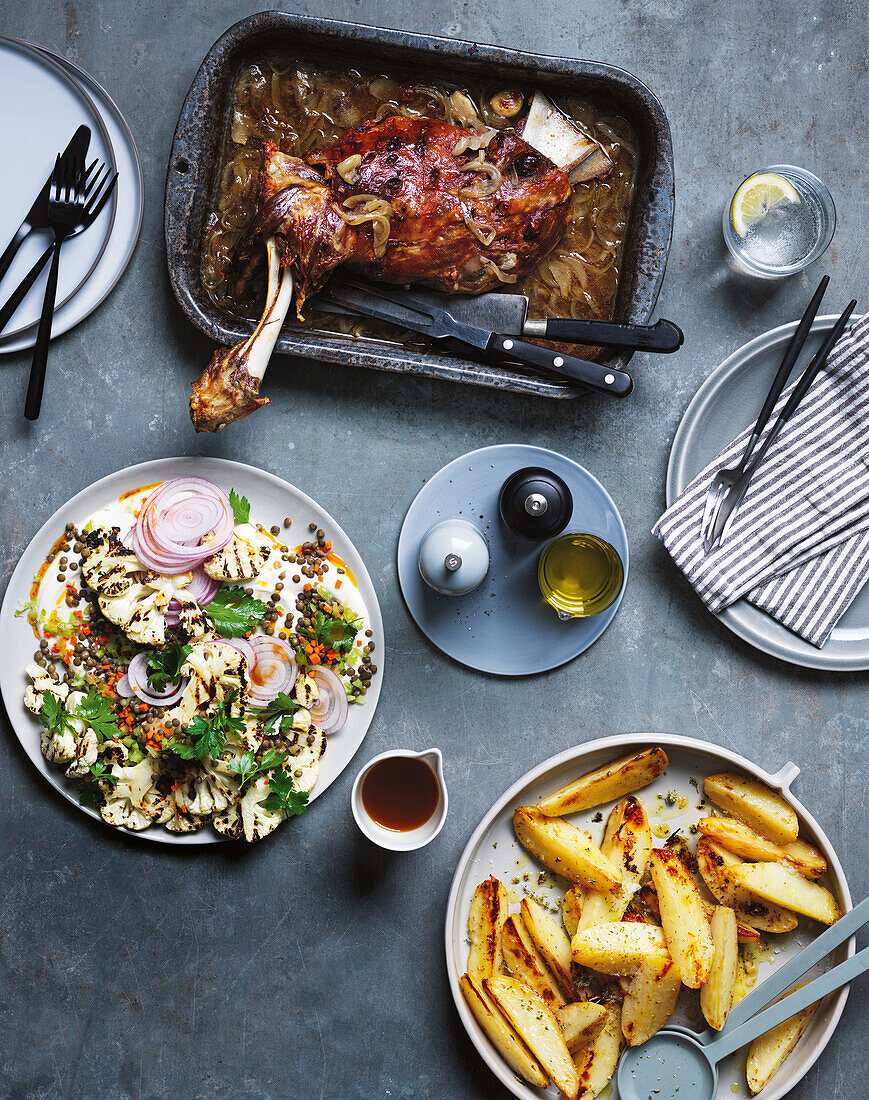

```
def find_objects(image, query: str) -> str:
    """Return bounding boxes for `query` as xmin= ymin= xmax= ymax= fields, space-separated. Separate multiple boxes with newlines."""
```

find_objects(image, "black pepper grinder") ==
xmin=498 ymin=467 xmax=573 ymax=540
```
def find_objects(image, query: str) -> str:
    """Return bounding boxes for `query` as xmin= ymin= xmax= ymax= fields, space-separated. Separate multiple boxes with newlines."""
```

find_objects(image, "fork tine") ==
xmin=82 ymin=170 xmax=118 ymax=224
xmin=84 ymin=163 xmax=110 ymax=203
xmin=50 ymin=153 xmax=62 ymax=200
xmin=701 ymin=482 xmax=724 ymax=546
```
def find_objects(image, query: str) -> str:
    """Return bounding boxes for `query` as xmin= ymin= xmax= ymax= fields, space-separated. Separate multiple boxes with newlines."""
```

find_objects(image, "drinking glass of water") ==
xmin=722 ymin=164 xmax=835 ymax=278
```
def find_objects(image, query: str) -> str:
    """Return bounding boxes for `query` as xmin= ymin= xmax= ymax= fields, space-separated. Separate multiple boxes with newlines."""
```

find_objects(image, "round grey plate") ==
xmin=397 ymin=445 xmax=628 ymax=676
xmin=667 ymin=314 xmax=869 ymax=671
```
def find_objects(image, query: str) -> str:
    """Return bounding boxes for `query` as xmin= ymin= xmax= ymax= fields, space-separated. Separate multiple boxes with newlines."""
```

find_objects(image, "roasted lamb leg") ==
xmin=191 ymin=109 xmax=609 ymax=432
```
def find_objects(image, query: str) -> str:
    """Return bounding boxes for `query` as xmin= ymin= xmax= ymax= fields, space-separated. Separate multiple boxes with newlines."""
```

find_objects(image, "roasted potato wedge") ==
xmin=698 ymin=816 xmax=825 ymax=878
xmin=459 ymin=973 xmax=549 ymax=1089
xmin=704 ymin=773 xmax=799 ymax=844
xmin=513 ymin=807 xmax=622 ymax=893
xmin=572 ymin=921 xmax=669 ymax=976
xmin=521 ymin=897 xmax=576 ymax=999
xmin=577 ymin=796 xmax=652 ymax=932
xmin=467 ymin=877 xmax=508 ymax=986
xmin=562 ymin=885 xmax=583 ymax=937
xmin=555 ymin=1001 xmax=609 ymax=1054
xmin=700 ymin=906 xmax=738 ymax=1030
xmin=621 ymin=956 xmax=681 ymax=1045
xmin=650 ymin=848 xmax=715 ymax=988
xmin=696 ymin=839 xmax=799 ymax=933
xmin=746 ymin=984 xmax=818 ymax=1095
xmin=501 ymin=914 xmax=565 ymax=1005
xmin=732 ymin=863 xmax=840 ymax=925
xmin=537 ymin=747 xmax=669 ymax=816
xmin=573 ymin=1002 xmax=622 ymax=1099
xmin=640 ymin=877 xmax=760 ymax=942
xmin=485 ymin=976 xmax=580 ymax=1099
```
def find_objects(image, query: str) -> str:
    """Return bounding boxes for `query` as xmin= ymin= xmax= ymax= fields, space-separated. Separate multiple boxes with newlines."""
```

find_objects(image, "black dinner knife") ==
xmin=318 ymin=277 xmax=634 ymax=397
xmin=0 ymin=124 xmax=91 ymax=286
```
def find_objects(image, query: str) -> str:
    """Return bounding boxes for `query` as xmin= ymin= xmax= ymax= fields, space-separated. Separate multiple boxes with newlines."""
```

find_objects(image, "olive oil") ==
xmin=537 ymin=533 xmax=624 ymax=618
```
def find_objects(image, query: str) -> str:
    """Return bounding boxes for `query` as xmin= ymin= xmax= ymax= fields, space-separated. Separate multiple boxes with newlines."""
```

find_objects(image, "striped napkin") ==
xmin=654 ymin=313 xmax=869 ymax=647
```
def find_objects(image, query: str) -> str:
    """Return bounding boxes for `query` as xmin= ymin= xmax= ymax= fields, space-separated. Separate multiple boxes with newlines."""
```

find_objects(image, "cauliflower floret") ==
xmin=212 ymin=774 xmax=283 ymax=842
xmin=81 ymin=528 xmax=152 ymax=595
xmin=98 ymin=572 xmax=210 ymax=647
xmin=99 ymin=739 xmax=128 ymax=765
xmin=163 ymin=638 xmax=250 ymax=725
xmin=203 ymin=523 xmax=273 ymax=581
xmin=100 ymin=758 xmax=165 ymax=831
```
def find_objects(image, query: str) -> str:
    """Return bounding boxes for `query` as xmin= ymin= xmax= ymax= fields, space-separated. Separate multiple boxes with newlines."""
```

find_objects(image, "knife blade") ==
xmin=0 ymin=124 xmax=91 ymax=286
xmin=312 ymin=284 xmax=682 ymax=353
xmin=322 ymin=277 xmax=633 ymax=397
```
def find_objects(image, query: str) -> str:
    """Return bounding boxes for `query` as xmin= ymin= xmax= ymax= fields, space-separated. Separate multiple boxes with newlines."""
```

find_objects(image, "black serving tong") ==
xmin=312 ymin=277 xmax=634 ymax=397
xmin=704 ymin=296 xmax=857 ymax=552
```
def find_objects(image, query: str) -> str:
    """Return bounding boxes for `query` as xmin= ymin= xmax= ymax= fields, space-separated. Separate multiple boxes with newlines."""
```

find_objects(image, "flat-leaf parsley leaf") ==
xmin=76 ymin=689 xmax=122 ymax=742
xmin=146 ymin=644 xmax=191 ymax=692
xmin=207 ymin=587 xmax=267 ymax=638
xmin=229 ymin=489 xmax=251 ymax=525
xmin=264 ymin=769 xmax=309 ymax=817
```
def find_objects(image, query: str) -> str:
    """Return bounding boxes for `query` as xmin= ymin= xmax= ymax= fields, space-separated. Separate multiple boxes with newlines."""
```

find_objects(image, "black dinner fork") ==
xmin=0 ymin=160 xmax=118 ymax=340
xmin=24 ymin=153 xmax=116 ymax=420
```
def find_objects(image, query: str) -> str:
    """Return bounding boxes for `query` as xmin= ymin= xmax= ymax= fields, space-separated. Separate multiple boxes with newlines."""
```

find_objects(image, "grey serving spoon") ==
xmin=618 ymin=892 xmax=868 ymax=1100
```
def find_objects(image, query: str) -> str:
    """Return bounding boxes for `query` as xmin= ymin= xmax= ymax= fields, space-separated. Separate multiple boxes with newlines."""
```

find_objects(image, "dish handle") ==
xmin=767 ymin=761 xmax=800 ymax=793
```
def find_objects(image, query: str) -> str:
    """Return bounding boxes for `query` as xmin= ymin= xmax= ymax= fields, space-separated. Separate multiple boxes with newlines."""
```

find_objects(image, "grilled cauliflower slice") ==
xmin=97 ymin=572 xmax=210 ymax=647
xmin=184 ymin=761 xmax=241 ymax=817
xmin=280 ymin=721 xmax=325 ymax=795
xmin=294 ymin=673 xmax=318 ymax=710
xmin=81 ymin=528 xmax=152 ymax=595
xmin=24 ymin=662 xmax=70 ymax=714
xmin=164 ymin=638 xmax=250 ymax=725
xmin=63 ymin=691 xmax=99 ymax=779
xmin=212 ymin=774 xmax=283 ymax=842
xmin=25 ymin=664 xmax=76 ymax=763
xmin=100 ymin=758 xmax=165 ymax=831
xmin=203 ymin=523 xmax=274 ymax=581
xmin=158 ymin=789 xmax=206 ymax=834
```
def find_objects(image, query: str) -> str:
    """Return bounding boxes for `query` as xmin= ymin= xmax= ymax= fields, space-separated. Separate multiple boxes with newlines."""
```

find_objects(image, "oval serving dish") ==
xmin=165 ymin=12 xmax=674 ymax=399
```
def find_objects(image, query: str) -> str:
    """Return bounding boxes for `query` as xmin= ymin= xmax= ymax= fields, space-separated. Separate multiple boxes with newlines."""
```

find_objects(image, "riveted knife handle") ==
xmin=541 ymin=317 xmax=683 ymax=352
xmin=488 ymin=334 xmax=633 ymax=398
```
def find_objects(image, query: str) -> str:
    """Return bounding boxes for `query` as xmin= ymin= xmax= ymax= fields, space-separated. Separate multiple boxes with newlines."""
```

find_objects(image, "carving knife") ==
xmin=311 ymin=277 xmax=634 ymax=397
xmin=312 ymin=283 xmax=682 ymax=353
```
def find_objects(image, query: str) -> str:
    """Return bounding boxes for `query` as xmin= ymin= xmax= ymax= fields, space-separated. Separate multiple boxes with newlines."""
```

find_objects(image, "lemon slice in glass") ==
xmin=731 ymin=173 xmax=800 ymax=236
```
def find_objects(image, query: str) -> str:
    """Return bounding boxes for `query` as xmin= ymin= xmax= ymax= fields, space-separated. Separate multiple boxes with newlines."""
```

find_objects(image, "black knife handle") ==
xmin=0 ymin=242 xmax=54 ymax=336
xmin=540 ymin=317 xmax=683 ymax=352
xmin=25 ymin=244 xmax=63 ymax=420
xmin=0 ymin=225 xmax=30 ymax=287
xmin=489 ymin=334 xmax=633 ymax=398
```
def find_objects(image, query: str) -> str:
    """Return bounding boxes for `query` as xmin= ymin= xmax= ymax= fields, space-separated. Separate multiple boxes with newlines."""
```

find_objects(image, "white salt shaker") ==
xmin=417 ymin=518 xmax=489 ymax=595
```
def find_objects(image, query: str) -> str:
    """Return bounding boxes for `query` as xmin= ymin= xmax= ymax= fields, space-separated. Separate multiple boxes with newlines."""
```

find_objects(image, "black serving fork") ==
xmin=704 ymin=298 xmax=857 ymax=552
xmin=700 ymin=275 xmax=830 ymax=551
xmin=0 ymin=161 xmax=117 ymax=338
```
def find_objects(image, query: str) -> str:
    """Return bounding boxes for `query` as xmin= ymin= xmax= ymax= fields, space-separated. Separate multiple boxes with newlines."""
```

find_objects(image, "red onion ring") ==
xmin=248 ymin=635 xmax=298 ymax=707
xmin=115 ymin=673 xmax=134 ymax=698
xmin=310 ymin=666 xmax=349 ymax=734
xmin=184 ymin=567 xmax=221 ymax=607
xmin=126 ymin=651 xmax=187 ymax=706
xmin=129 ymin=478 xmax=234 ymax=574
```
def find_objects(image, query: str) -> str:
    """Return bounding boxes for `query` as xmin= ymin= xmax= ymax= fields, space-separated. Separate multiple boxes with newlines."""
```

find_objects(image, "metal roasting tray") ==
xmin=165 ymin=12 xmax=675 ymax=399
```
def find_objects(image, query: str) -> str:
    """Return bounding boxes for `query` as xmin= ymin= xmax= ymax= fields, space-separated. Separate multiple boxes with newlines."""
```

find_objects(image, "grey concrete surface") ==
xmin=1 ymin=2 xmax=866 ymax=1098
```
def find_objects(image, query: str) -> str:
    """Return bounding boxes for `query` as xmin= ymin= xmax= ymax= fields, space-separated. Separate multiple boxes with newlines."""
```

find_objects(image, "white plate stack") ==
xmin=0 ymin=36 xmax=143 ymax=354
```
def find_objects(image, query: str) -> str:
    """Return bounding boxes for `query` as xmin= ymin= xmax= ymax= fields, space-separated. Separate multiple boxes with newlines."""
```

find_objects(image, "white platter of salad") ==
xmin=0 ymin=457 xmax=384 ymax=845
